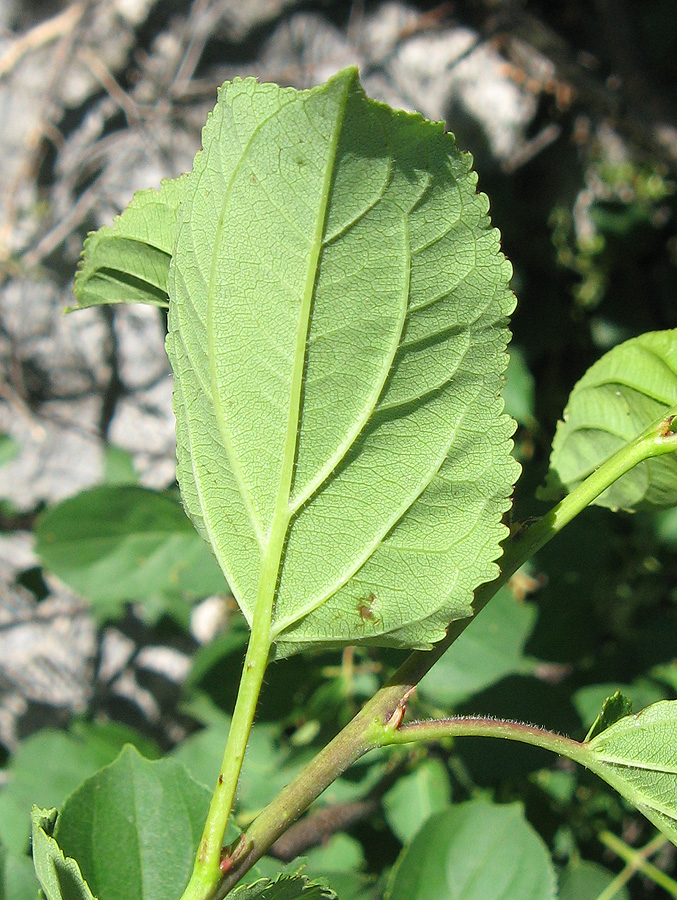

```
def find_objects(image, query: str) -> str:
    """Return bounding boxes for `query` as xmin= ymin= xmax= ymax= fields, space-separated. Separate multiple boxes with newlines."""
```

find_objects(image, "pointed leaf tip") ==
xmin=584 ymin=689 xmax=633 ymax=742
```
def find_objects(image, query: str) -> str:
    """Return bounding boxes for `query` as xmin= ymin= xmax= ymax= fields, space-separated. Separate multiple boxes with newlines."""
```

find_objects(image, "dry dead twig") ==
xmin=0 ymin=2 xmax=85 ymax=80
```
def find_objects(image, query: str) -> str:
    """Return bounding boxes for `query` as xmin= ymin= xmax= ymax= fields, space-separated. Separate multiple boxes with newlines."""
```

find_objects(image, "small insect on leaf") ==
xmin=357 ymin=593 xmax=379 ymax=624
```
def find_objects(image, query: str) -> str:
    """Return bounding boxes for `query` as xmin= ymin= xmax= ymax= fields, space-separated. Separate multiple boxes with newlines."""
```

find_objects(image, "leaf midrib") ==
xmin=257 ymin=82 xmax=354 ymax=626
xmin=202 ymin=76 xmax=355 ymax=638
xmin=205 ymin=100 xmax=289 ymax=550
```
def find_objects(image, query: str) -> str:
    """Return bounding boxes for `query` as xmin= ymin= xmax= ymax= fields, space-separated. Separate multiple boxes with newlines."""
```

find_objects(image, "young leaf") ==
xmin=543 ymin=329 xmax=677 ymax=510
xmin=35 ymin=485 xmax=227 ymax=623
xmin=166 ymin=66 xmax=518 ymax=657
xmin=384 ymin=801 xmax=556 ymax=900
xmin=71 ymin=175 xmax=185 ymax=310
xmin=53 ymin=746 xmax=211 ymax=900
xmin=228 ymin=874 xmax=337 ymax=900
xmin=31 ymin=807 xmax=96 ymax=900
xmin=582 ymin=700 xmax=677 ymax=846
xmin=574 ymin=682 xmax=667 ymax=738
xmin=583 ymin=689 xmax=633 ymax=742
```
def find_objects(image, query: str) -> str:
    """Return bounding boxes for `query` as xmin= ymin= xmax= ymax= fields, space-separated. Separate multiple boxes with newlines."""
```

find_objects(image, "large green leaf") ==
xmin=0 ymin=722 xmax=159 ymax=854
xmin=53 ymin=747 xmax=210 ymax=900
xmin=35 ymin=485 xmax=227 ymax=623
xmin=384 ymin=801 xmax=556 ymax=900
xmin=71 ymin=175 xmax=185 ymax=309
xmin=31 ymin=808 xmax=96 ymax=900
xmin=166 ymin=66 xmax=518 ymax=657
xmin=581 ymin=700 xmax=677 ymax=846
xmin=544 ymin=329 xmax=677 ymax=511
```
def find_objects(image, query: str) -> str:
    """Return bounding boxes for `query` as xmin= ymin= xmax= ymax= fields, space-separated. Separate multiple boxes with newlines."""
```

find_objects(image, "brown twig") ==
xmin=0 ymin=2 xmax=85 ymax=79
xmin=269 ymin=755 xmax=408 ymax=860
xmin=77 ymin=46 xmax=141 ymax=126
xmin=0 ymin=1 xmax=91 ymax=265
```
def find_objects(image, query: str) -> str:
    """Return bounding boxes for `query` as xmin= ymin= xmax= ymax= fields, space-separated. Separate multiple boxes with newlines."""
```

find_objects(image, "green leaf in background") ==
xmin=383 ymin=757 xmax=452 ymax=843
xmin=53 ymin=746 xmax=210 ymax=900
xmin=418 ymin=586 xmax=538 ymax=708
xmin=543 ymin=329 xmax=677 ymax=510
xmin=103 ymin=444 xmax=138 ymax=485
xmin=654 ymin=504 xmax=677 ymax=544
xmin=557 ymin=859 xmax=630 ymax=900
xmin=174 ymin=717 xmax=308 ymax=816
xmin=71 ymin=175 xmax=185 ymax=310
xmin=503 ymin=346 xmax=535 ymax=426
xmin=0 ymin=433 xmax=19 ymax=468
xmin=35 ymin=485 xmax=227 ymax=624
xmin=0 ymin=839 xmax=39 ymax=900
xmin=304 ymin=834 xmax=364 ymax=873
xmin=31 ymin=807 xmax=96 ymax=900
xmin=384 ymin=801 xmax=556 ymax=900
xmin=0 ymin=721 xmax=159 ymax=854
xmin=582 ymin=700 xmax=677 ymax=845
xmin=166 ymin=66 xmax=518 ymax=657
xmin=228 ymin=875 xmax=336 ymax=900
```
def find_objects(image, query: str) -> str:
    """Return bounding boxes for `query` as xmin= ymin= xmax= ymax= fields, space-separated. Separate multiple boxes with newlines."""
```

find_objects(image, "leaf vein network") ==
xmin=273 ymin=376 xmax=472 ymax=633
xmin=204 ymin=99 xmax=301 ymax=545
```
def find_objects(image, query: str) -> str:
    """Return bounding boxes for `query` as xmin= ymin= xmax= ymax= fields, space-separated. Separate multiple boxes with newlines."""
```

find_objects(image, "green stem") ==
xmin=215 ymin=411 xmax=677 ymax=896
xmin=373 ymin=715 xmax=589 ymax=764
xmin=180 ymin=81 xmax=349 ymax=900
xmin=179 ymin=593 xmax=274 ymax=900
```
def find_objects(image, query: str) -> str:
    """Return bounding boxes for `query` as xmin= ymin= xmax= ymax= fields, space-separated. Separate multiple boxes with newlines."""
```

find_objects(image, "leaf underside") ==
xmin=544 ymin=329 xmax=677 ymax=511
xmin=166 ymin=67 xmax=518 ymax=656
xmin=585 ymin=700 xmax=677 ymax=846
xmin=229 ymin=874 xmax=337 ymax=900
xmin=72 ymin=175 xmax=186 ymax=310
xmin=31 ymin=807 xmax=96 ymax=900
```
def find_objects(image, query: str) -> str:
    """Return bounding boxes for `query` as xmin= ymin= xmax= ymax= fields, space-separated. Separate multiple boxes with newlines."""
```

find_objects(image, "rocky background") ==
xmin=0 ymin=0 xmax=675 ymax=752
